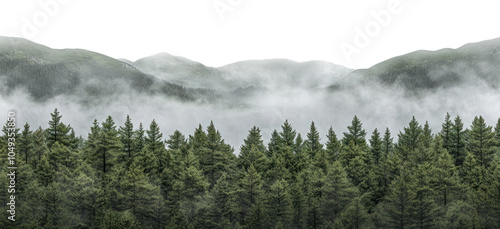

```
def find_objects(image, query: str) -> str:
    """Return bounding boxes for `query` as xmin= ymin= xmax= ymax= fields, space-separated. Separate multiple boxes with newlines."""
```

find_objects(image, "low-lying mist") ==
xmin=2 ymin=78 xmax=499 ymax=152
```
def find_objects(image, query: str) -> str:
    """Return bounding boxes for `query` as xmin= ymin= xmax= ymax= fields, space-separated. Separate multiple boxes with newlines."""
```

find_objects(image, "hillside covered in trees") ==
xmin=1 ymin=109 xmax=500 ymax=228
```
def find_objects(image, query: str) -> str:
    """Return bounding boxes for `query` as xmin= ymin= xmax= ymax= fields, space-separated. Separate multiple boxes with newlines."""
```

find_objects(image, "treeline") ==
xmin=1 ymin=109 xmax=500 ymax=228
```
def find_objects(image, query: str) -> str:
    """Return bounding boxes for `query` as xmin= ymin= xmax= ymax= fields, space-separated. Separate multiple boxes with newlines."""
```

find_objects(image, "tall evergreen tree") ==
xmin=239 ymin=126 xmax=267 ymax=171
xmin=412 ymin=164 xmax=439 ymax=229
xmin=450 ymin=115 xmax=466 ymax=166
xmin=119 ymin=115 xmax=135 ymax=160
xmin=322 ymin=161 xmax=359 ymax=225
xmin=431 ymin=136 xmax=460 ymax=206
xmin=382 ymin=164 xmax=417 ymax=229
xmin=202 ymin=121 xmax=235 ymax=187
xmin=382 ymin=127 xmax=394 ymax=156
xmin=340 ymin=140 xmax=369 ymax=187
xmin=166 ymin=130 xmax=187 ymax=151
xmin=338 ymin=197 xmax=372 ymax=229
xmin=467 ymin=116 xmax=495 ymax=168
xmin=19 ymin=123 xmax=34 ymax=164
xmin=369 ymin=128 xmax=383 ymax=165
xmin=396 ymin=116 xmax=423 ymax=160
xmin=268 ymin=179 xmax=293 ymax=228
xmin=96 ymin=116 xmax=121 ymax=174
xmin=135 ymin=122 xmax=146 ymax=153
xmin=441 ymin=112 xmax=453 ymax=153
xmin=421 ymin=121 xmax=433 ymax=149
xmin=145 ymin=119 xmax=165 ymax=169
xmin=32 ymin=126 xmax=48 ymax=168
xmin=280 ymin=120 xmax=296 ymax=148
xmin=305 ymin=121 xmax=323 ymax=159
xmin=46 ymin=108 xmax=70 ymax=148
xmin=267 ymin=130 xmax=282 ymax=158
xmin=495 ymin=118 xmax=500 ymax=148
xmin=237 ymin=164 xmax=265 ymax=226
xmin=342 ymin=115 xmax=367 ymax=147
xmin=240 ymin=126 xmax=266 ymax=155
xmin=325 ymin=126 xmax=341 ymax=162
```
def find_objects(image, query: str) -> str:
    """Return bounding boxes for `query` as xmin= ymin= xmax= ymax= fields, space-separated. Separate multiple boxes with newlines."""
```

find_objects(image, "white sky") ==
xmin=1 ymin=0 xmax=500 ymax=69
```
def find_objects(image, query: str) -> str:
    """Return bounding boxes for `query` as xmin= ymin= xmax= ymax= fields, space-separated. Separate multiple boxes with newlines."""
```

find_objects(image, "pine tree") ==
xmin=37 ymin=154 xmax=54 ymax=186
xmin=237 ymin=164 xmax=265 ymax=225
xmin=68 ymin=168 xmax=100 ymax=228
xmin=340 ymin=140 xmax=369 ymax=187
xmin=48 ymin=141 xmax=77 ymax=170
xmin=369 ymin=128 xmax=383 ymax=165
xmin=338 ymin=197 xmax=372 ymax=229
xmin=178 ymin=162 xmax=209 ymax=201
xmin=382 ymin=164 xmax=417 ymax=229
xmin=450 ymin=115 xmax=466 ymax=166
xmin=431 ymin=137 xmax=460 ymax=206
xmin=32 ymin=126 xmax=48 ymax=169
xmin=342 ymin=115 xmax=367 ymax=147
xmin=67 ymin=127 xmax=81 ymax=151
xmin=382 ymin=127 xmax=394 ymax=156
xmin=294 ymin=133 xmax=304 ymax=154
xmin=441 ymin=112 xmax=453 ymax=153
xmin=240 ymin=145 xmax=267 ymax=174
xmin=240 ymin=126 xmax=266 ymax=156
xmin=267 ymin=130 xmax=282 ymax=158
xmin=305 ymin=169 xmax=326 ymax=229
xmin=135 ymin=122 xmax=146 ymax=153
xmin=122 ymin=160 xmax=165 ymax=225
xmin=46 ymin=108 xmax=70 ymax=148
xmin=166 ymin=130 xmax=187 ymax=151
xmin=209 ymin=173 xmax=236 ymax=228
xmin=495 ymin=118 xmax=500 ymax=148
xmin=19 ymin=123 xmax=34 ymax=164
xmin=441 ymin=201 xmax=475 ymax=228
xmin=322 ymin=161 xmax=359 ymax=225
xmin=202 ymin=121 xmax=235 ymax=187
xmin=396 ymin=116 xmax=423 ymax=160
xmin=145 ymin=119 xmax=165 ymax=170
xmin=119 ymin=114 xmax=135 ymax=160
xmin=268 ymin=179 xmax=293 ymax=228
xmin=305 ymin=121 xmax=323 ymax=159
xmin=239 ymin=126 xmax=267 ymax=171
xmin=467 ymin=116 xmax=495 ymax=168
xmin=413 ymin=164 xmax=439 ymax=229
xmin=280 ymin=120 xmax=296 ymax=148
xmin=325 ymin=126 xmax=341 ymax=162
xmin=292 ymin=136 xmax=310 ymax=175
xmin=97 ymin=116 xmax=121 ymax=174
xmin=461 ymin=152 xmax=484 ymax=189
xmin=421 ymin=121 xmax=433 ymax=149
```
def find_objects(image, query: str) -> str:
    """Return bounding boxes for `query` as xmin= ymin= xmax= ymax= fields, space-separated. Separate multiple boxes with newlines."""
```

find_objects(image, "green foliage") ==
xmin=381 ymin=164 xmax=417 ymax=228
xmin=118 ymin=115 xmax=136 ymax=162
xmin=2 ymin=111 xmax=500 ymax=228
xmin=325 ymin=126 xmax=341 ymax=162
xmin=338 ymin=197 xmax=372 ymax=229
xmin=468 ymin=116 xmax=496 ymax=168
xmin=305 ymin=121 xmax=323 ymax=159
xmin=342 ymin=115 xmax=367 ymax=147
xmin=46 ymin=108 xmax=70 ymax=148
xmin=369 ymin=128 xmax=383 ymax=165
xmin=396 ymin=116 xmax=423 ymax=160
xmin=441 ymin=112 xmax=453 ymax=153
xmin=18 ymin=123 xmax=33 ymax=164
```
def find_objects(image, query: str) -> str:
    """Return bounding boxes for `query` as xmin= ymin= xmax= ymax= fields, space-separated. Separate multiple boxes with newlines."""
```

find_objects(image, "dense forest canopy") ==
xmin=1 ymin=109 xmax=500 ymax=228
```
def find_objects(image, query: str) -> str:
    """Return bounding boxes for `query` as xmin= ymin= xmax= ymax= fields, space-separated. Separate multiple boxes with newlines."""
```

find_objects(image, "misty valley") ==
xmin=1 ymin=36 xmax=500 ymax=228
